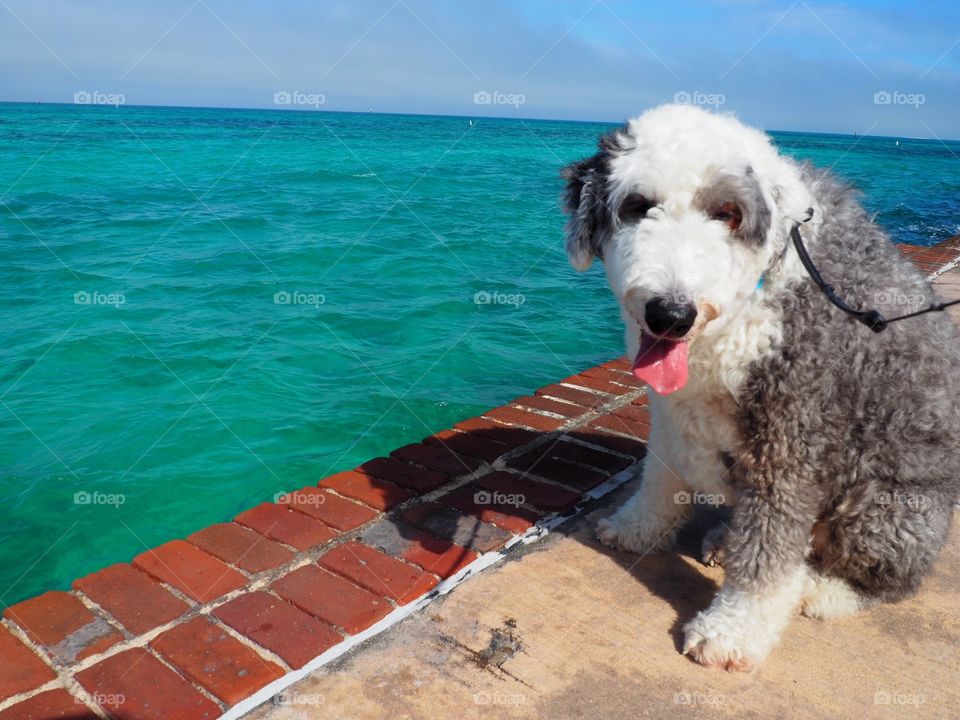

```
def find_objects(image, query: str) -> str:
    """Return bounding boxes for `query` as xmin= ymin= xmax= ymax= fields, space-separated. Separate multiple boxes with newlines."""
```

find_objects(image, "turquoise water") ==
xmin=1 ymin=103 xmax=958 ymax=606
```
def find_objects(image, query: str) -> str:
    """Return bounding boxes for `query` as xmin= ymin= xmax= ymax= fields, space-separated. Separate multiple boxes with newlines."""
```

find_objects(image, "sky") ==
xmin=1 ymin=0 xmax=958 ymax=137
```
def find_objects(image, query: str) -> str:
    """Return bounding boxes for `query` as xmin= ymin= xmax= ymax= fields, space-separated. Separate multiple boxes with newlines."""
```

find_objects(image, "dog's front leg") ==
xmin=682 ymin=487 xmax=814 ymax=670
xmin=596 ymin=444 xmax=691 ymax=554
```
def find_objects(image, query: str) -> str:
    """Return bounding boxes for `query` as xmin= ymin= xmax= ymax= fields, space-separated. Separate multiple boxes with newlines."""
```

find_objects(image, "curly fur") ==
xmin=565 ymin=104 xmax=960 ymax=670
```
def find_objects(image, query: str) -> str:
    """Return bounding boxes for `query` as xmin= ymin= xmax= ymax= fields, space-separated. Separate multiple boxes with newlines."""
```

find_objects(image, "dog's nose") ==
xmin=644 ymin=297 xmax=698 ymax=338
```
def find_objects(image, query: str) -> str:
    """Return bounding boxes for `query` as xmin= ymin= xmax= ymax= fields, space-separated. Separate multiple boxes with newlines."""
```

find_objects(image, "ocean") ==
xmin=1 ymin=103 xmax=958 ymax=605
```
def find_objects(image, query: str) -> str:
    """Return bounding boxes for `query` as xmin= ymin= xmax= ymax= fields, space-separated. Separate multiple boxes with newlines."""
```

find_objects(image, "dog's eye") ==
xmin=618 ymin=194 xmax=655 ymax=222
xmin=711 ymin=202 xmax=743 ymax=231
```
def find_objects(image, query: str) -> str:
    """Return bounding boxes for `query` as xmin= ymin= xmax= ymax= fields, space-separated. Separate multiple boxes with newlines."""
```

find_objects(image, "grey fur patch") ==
xmin=724 ymin=167 xmax=960 ymax=601
xmin=560 ymin=126 xmax=630 ymax=267
xmin=693 ymin=165 xmax=772 ymax=246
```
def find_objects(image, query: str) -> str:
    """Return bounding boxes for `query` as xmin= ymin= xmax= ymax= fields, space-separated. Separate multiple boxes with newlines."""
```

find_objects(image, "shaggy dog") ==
xmin=561 ymin=104 xmax=960 ymax=670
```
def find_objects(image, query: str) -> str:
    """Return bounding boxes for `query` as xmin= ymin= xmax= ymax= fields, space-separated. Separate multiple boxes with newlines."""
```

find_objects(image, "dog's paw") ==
xmin=595 ymin=517 xmax=621 ymax=548
xmin=682 ymin=609 xmax=768 ymax=672
xmin=800 ymin=574 xmax=874 ymax=620
xmin=682 ymin=623 xmax=753 ymax=672
xmin=595 ymin=515 xmax=677 ymax=554
xmin=700 ymin=523 xmax=727 ymax=567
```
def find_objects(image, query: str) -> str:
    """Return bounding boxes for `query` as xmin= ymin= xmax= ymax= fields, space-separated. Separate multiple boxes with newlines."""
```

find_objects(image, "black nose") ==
xmin=644 ymin=297 xmax=698 ymax=338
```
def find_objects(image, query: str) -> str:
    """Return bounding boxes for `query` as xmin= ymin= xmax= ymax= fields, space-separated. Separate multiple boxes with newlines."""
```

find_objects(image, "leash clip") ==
xmin=791 ymin=208 xmax=958 ymax=333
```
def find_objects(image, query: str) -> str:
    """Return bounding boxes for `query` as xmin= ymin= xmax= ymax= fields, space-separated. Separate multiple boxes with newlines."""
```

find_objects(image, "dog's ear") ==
xmin=560 ymin=153 xmax=611 ymax=271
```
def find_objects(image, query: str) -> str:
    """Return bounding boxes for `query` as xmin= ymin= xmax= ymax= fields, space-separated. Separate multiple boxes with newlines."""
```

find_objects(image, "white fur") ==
xmin=801 ymin=570 xmax=876 ymax=620
xmin=683 ymin=566 xmax=807 ymax=670
xmin=591 ymin=106 xmax=844 ymax=671
xmin=595 ymin=106 xmax=816 ymax=555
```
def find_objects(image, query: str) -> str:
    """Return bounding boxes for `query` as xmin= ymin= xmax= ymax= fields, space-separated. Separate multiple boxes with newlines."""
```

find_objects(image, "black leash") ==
xmin=790 ymin=209 xmax=960 ymax=333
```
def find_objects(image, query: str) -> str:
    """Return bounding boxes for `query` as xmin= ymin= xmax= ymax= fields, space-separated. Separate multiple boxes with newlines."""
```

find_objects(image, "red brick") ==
xmin=4 ymin=591 xmax=91 ymax=645
xmin=133 ymin=540 xmax=247 ymax=604
xmin=318 ymin=542 xmax=438 ymax=605
xmin=319 ymin=471 xmax=412 ymax=511
xmin=400 ymin=502 xmax=512 ymax=553
xmin=188 ymin=523 xmax=294 ymax=574
xmin=610 ymin=401 xmax=651 ymax=426
xmin=75 ymin=648 xmax=220 ymax=720
xmin=562 ymin=373 xmax=635 ymax=396
xmin=452 ymin=417 xmax=540 ymax=447
xmin=564 ymin=428 xmax=647 ymax=459
xmin=359 ymin=520 xmax=478 ymax=579
xmin=401 ymin=535 xmax=478 ymax=578
xmin=3 ymin=591 xmax=122 ymax=664
xmin=356 ymin=456 xmax=449 ymax=492
xmin=535 ymin=383 xmax=607 ymax=408
xmin=580 ymin=366 xmax=641 ymax=387
xmin=589 ymin=414 xmax=649 ymax=440
xmin=74 ymin=564 xmax=189 ymax=636
xmin=390 ymin=442 xmax=484 ymax=477
xmin=474 ymin=470 xmax=583 ymax=512
xmin=601 ymin=356 xmax=632 ymax=372
xmin=214 ymin=591 xmax=341 ymax=670
xmin=507 ymin=452 xmax=609 ymax=490
xmin=0 ymin=690 xmax=97 ymax=720
xmin=0 ymin=625 xmax=55 ymax=700
xmin=423 ymin=429 xmax=511 ymax=463
xmin=512 ymin=395 xmax=589 ymax=419
xmin=151 ymin=617 xmax=283 ymax=705
xmin=235 ymin=502 xmax=338 ymax=551
xmin=483 ymin=406 xmax=565 ymax=432
xmin=271 ymin=565 xmax=391 ymax=634
xmin=439 ymin=484 xmax=541 ymax=534
xmin=280 ymin=487 xmax=379 ymax=531
xmin=547 ymin=439 xmax=632 ymax=473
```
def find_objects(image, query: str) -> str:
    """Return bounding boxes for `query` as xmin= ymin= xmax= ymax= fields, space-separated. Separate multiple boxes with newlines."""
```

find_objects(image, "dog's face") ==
xmin=562 ymin=105 xmax=808 ymax=393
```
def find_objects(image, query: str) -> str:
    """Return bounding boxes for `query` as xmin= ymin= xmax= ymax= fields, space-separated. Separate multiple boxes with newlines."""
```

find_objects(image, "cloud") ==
xmin=0 ymin=0 xmax=957 ymax=137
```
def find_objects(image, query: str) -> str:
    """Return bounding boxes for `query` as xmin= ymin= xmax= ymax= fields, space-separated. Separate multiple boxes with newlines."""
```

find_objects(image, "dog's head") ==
xmin=561 ymin=104 xmax=813 ymax=394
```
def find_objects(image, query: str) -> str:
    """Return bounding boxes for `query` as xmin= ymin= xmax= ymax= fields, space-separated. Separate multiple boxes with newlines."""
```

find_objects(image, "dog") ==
xmin=560 ymin=104 xmax=960 ymax=670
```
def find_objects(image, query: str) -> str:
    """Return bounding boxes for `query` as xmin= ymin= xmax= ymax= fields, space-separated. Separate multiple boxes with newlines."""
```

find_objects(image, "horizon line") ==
xmin=0 ymin=99 xmax=955 ymax=143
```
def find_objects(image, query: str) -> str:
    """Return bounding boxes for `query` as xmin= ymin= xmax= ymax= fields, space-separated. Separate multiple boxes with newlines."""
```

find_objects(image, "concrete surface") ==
xmin=249 ymin=477 xmax=960 ymax=720
xmin=248 ymin=264 xmax=960 ymax=720
xmin=934 ymin=266 xmax=960 ymax=325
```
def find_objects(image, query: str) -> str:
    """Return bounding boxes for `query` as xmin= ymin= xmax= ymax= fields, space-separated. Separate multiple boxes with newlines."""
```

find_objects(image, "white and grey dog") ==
xmin=561 ymin=104 xmax=960 ymax=670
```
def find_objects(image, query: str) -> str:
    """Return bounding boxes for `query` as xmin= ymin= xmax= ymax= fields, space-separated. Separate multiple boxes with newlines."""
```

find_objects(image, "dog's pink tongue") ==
xmin=631 ymin=335 xmax=689 ymax=394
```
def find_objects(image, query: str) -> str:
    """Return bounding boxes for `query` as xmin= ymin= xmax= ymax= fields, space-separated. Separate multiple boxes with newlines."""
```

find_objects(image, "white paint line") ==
xmin=928 ymin=250 xmax=960 ymax=282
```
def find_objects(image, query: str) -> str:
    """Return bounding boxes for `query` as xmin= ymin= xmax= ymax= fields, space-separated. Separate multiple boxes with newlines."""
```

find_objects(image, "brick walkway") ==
xmin=1 ymin=238 xmax=958 ymax=720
